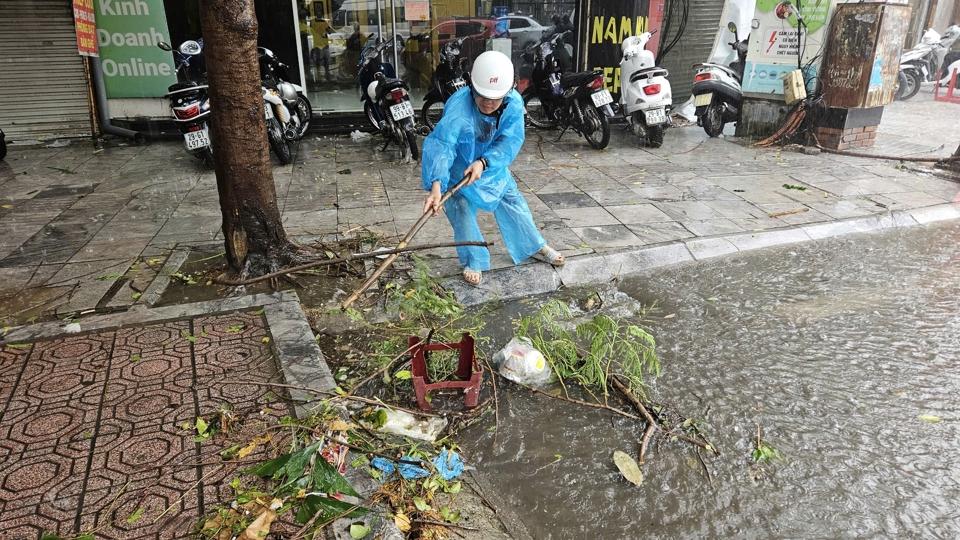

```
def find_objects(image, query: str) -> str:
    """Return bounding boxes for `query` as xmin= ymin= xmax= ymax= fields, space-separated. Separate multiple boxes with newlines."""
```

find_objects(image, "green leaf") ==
xmin=126 ymin=507 xmax=145 ymax=524
xmin=311 ymin=453 xmax=359 ymax=497
xmin=782 ymin=183 xmax=807 ymax=191
xmin=226 ymin=324 xmax=244 ymax=333
xmin=295 ymin=495 xmax=365 ymax=524
xmin=918 ymin=414 xmax=942 ymax=424
xmin=349 ymin=523 xmax=371 ymax=539
xmin=394 ymin=370 xmax=412 ymax=380
xmin=131 ymin=292 xmax=142 ymax=301
xmin=412 ymin=496 xmax=431 ymax=512
xmin=282 ymin=442 xmax=320 ymax=481
xmin=249 ymin=452 xmax=291 ymax=478
xmin=445 ymin=481 xmax=462 ymax=494
xmin=195 ymin=417 xmax=209 ymax=436
xmin=130 ymin=354 xmax=141 ymax=362
xmin=439 ymin=507 xmax=461 ymax=523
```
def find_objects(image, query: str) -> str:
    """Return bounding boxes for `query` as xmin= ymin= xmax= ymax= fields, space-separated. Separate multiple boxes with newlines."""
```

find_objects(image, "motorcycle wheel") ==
xmin=421 ymin=98 xmax=444 ymax=131
xmin=583 ymin=104 xmax=610 ymax=150
xmin=294 ymin=96 xmax=312 ymax=139
xmin=899 ymin=70 xmax=922 ymax=101
xmin=405 ymin=129 xmax=420 ymax=161
xmin=524 ymin=93 xmax=557 ymax=129
xmin=702 ymin=104 xmax=724 ymax=137
xmin=268 ymin=118 xmax=292 ymax=164
xmin=364 ymin=101 xmax=382 ymax=131
xmin=647 ymin=125 xmax=665 ymax=149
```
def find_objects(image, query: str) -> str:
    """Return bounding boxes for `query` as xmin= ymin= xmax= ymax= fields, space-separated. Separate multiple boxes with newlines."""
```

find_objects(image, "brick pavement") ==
xmin=0 ymin=311 xmax=290 ymax=538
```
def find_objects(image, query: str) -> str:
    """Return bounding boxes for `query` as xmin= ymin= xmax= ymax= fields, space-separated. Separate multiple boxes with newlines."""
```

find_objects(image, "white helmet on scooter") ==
xmin=470 ymin=51 xmax=514 ymax=100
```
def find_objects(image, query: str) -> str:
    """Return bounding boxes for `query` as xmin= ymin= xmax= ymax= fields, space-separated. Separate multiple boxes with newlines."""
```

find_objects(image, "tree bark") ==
xmin=199 ymin=0 xmax=293 ymax=276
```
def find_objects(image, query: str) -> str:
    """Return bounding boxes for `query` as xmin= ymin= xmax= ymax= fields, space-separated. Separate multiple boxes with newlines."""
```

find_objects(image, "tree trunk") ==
xmin=199 ymin=0 xmax=294 ymax=276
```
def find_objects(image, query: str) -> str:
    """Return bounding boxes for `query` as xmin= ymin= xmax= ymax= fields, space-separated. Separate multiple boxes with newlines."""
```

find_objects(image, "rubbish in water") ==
xmin=613 ymin=450 xmax=644 ymax=486
xmin=45 ymin=139 xmax=71 ymax=148
xmin=492 ymin=336 xmax=553 ymax=386
xmin=409 ymin=332 xmax=483 ymax=411
xmin=369 ymin=448 xmax=464 ymax=480
xmin=373 ymin=408 xmax=447 ymax=441
xmin=350 ymin=130 xmax=372 ymax=142
xmin=63 ymin=322 xmax=82 ymax=333
xmin=338 ymin=168 xmax=352 ymax=174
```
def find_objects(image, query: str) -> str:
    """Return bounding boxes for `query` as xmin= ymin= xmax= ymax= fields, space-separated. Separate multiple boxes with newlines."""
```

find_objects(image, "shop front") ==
xmin=91 ymin=0 xmax=664 ymax=122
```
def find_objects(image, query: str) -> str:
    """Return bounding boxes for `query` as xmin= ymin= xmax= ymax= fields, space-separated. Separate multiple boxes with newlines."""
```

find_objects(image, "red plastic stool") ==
xmin=408 ymin=332 xmax=483 ymax=412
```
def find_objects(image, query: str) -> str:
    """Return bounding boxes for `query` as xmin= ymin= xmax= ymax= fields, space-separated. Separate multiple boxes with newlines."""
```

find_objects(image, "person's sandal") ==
xmin=532 ymin=245 xmax=565 ymax=267
xmin=463 ymin=267 xmax=482 ymax=286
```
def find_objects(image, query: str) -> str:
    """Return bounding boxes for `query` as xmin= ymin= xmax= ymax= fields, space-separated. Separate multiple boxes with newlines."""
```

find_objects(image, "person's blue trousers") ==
xmin=443 ymin=184 xmax=545 ymax=272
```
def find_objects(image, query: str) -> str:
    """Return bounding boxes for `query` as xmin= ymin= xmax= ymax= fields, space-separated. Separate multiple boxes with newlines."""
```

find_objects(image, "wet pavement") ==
xmin=462 ymin=220 xmax=960 ymax=538
xmin=1 ymin=94 xmax=958 ymax=323
xmin=0 ymin=311 xmax=289 ymax=538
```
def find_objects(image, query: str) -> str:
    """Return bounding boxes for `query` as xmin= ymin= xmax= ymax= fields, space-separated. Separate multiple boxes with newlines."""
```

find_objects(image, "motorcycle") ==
xmin=691 ymin=22 xmax=747 ymax=138
xmin=258 ymin=46 xmax=313 ymax=164
xmin=619 ymin=30 xmax=672 ymax=148
xmin=158 ymin=39 xmax=213 ymax=163
xmin=522 ymin=30 xmax=614 ymax=150
xmin=897 ymin=25 xmax=960 ymax=101
xmin=358 ymin=35 xmax=419 ymax=160
xmin=420 ymin=37 xmax=468 ymax=130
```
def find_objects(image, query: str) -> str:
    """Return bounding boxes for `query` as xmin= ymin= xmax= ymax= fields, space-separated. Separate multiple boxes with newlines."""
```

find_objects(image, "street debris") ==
xmin=492 ymin=336 xmax=553 ymax=386
xmin=613 ymin=450 xmax=644 ymax=486
xmin=350 ymin=130 xmax=372 ymax=142
xmin=369 ymin=408 xmax=448 ymax=442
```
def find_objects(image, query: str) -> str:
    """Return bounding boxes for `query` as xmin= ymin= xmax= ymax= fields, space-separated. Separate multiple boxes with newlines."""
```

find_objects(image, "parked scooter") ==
xmin=158 ymin=39 xmax=213 ymax=163
xmin=358 ymin=35 xmax=419 ymax=160
xmin=619 ymin=31 xmax=672 ymax=148
xmin=691 ymin=22 xmax=747 ymax=137
xmin=258 ymin=47 xmax=313 ymax=164
xmin=421 ymin=37 xmax=468 ymax=130
xmin=897 ymin=25 xmax=960 ymax=100
xmin=522 ymin=30 xmax=614 ymax=150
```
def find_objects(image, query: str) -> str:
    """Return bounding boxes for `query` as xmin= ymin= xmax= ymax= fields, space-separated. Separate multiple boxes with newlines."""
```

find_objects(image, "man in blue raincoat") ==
xmin=421 ymin=51 xmax=564 ymax=285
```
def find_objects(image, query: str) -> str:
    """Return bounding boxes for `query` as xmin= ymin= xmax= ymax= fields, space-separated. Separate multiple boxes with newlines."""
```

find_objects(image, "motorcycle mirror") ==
xmin=727 ymin=22 xmax=737 ymax=33
xmin=157 ymin=41 xmax=172 ymax=51
xmin=180 ymin=40 xmax=202 ymax=56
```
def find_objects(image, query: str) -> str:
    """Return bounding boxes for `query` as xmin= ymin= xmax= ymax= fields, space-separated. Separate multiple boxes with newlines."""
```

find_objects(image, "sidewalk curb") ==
xmin=443 ymin=202 xmax=960 ymax=306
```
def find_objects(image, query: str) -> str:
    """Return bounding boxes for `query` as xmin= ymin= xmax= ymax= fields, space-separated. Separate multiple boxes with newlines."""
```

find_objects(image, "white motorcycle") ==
xmin=897 ymin=25 xmax=960 ymax=100
xmin=619 ymin=31 xmax=672 ymax=148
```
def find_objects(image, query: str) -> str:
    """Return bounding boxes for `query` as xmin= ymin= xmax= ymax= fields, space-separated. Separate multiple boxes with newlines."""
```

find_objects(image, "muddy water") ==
xmin=463 ymin=222 xmax=960 ymax=538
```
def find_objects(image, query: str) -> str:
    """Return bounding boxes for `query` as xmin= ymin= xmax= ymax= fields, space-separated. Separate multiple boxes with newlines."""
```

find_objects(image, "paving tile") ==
xmin=654 ymin=201 xmax=722 ymax=221
xmin=606 ymin=204 xmax=674 ymax=224
xmin=625 ymin=222 xmax=695 ymax=244
xmin=681 ymin=219 xmax=747 ymax=236
xmin=537 ymin=191 xmax=598 ymax=209
xmin=554 ymin=207 xmax=619 ymax=228
xmin=572 ymin=225 xmax=641 ymax=249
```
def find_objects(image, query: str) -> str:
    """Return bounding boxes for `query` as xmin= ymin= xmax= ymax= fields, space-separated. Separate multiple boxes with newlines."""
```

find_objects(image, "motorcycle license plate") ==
xmin=694 ymin=93 xmax=713 ymax=107
xmin=264 ymin=102 xmax=274 ymax=119
xmin=644 ymin=107 xmax=667 ymax=126
xmin=390 ymin=101 xmax=414 ymax=121
xmin=184 ymin=127 xmax=210 ymax=151
xmin=591 ymin=89 xmax=613 ymax=107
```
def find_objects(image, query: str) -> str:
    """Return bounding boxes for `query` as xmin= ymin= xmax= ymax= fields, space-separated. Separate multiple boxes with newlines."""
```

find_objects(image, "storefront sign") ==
xmin=74 ymin=0 xmax=99 ymax=56
xmin=406 ymin=0 xmax=430 ymax=22
xmin=94 ymin=0 xmax=176 ymax=98
xmin=585 ymin=0 xmax=657 ymax=97
xmin=743 ymin=0 xmax=835 ymax=97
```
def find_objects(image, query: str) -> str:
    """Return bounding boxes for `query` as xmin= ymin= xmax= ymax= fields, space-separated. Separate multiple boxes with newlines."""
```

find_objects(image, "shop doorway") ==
xmin=297 ymin=0 xmax=577 ymax=114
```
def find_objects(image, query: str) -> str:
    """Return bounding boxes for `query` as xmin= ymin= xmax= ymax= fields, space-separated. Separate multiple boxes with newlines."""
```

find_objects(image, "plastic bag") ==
xmin=493 ymin=337 xmax=553 ymax=386
xmin=350 ymin=129 xmax=372 ymax=142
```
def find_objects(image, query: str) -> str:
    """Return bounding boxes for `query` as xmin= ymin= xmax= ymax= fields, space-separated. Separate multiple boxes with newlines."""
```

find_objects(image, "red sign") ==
xmin=73 ymin=0 xmax=98 ymax=57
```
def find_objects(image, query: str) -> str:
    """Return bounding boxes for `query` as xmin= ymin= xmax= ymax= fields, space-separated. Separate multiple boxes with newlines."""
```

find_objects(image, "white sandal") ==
xmin=532 ymin=245 xmax=565 ymax=267
xmin=463 ymin=267 xmax=482 ymax=286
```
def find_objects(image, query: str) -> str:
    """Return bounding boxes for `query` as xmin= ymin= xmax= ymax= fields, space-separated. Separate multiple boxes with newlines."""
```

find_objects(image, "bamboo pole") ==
xmin=341 ymin=174 xmax=473 ymax=309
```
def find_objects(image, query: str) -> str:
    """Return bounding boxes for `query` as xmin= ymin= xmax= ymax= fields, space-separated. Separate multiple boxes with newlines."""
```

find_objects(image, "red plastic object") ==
xmin=933 ymin=69 xmax=960 ymax=104
xmin=408 ymin=332 xmax=483 ymax=412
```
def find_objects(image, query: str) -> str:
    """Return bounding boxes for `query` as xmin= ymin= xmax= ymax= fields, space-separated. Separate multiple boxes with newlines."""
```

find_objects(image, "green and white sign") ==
xmin=95 ymin=0 xmax=176 ymax=98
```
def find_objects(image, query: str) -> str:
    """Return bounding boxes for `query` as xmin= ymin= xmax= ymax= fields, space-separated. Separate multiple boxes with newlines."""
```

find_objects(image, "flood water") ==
xmin=463 ymin=222 xmax=960 ymax=538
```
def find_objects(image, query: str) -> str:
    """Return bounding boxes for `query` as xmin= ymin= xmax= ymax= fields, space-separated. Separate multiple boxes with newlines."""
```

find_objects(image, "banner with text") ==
xmin=585 ymin=0 xmax=657 ymax=97
xmin=74 ymin=0 xmax=99 ymax=56
xmin=94 ymin=0 xmax=176 ymax=98
xmin=743 ymin=0 xmax=835 ymax=97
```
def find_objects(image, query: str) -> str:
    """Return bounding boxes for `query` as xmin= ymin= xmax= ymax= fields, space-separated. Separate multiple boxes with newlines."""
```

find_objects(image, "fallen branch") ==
xmin=479 ymin=355 xmax=500 ymax=444
xmin=215 ymin=240 xmax=492 ymax=286
xmin=347 ymin=341 xmax=419 ymax=397
xmin=768 ymin=207 xmax=809 ymax=219
xmin=496 ymin=372 xmax=642 ymax=422
xmin=610 ymin=376 xmax=657 ymax=464
xmin=414 ymin=519 xmax=480 ymax=532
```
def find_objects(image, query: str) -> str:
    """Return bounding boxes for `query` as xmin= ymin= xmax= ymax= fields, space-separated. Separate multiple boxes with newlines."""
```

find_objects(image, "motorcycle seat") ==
xmin=374 ymin=77 xmax=409 ymax=99
xmin=561 ymin=71 xmax=601 ymax=88
xmin=167 ymin=81 xmax=203 ymax=92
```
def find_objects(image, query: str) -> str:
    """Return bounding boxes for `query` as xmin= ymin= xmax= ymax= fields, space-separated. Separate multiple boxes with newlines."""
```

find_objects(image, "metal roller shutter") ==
xmin=659 ymin=0 xmax=724 ymax=103
xmin=0 ymin=0 xmax=91 ymax=142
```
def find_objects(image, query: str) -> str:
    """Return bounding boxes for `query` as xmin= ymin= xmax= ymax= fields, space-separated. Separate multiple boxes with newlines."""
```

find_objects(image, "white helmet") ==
xmin=470 ymin=51 xmax=514 ymax=99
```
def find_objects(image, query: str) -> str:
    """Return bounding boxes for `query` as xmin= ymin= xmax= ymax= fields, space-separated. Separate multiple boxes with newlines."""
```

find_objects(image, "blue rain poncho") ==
xmin=421 ymin=87 xmax=545 ymax=271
